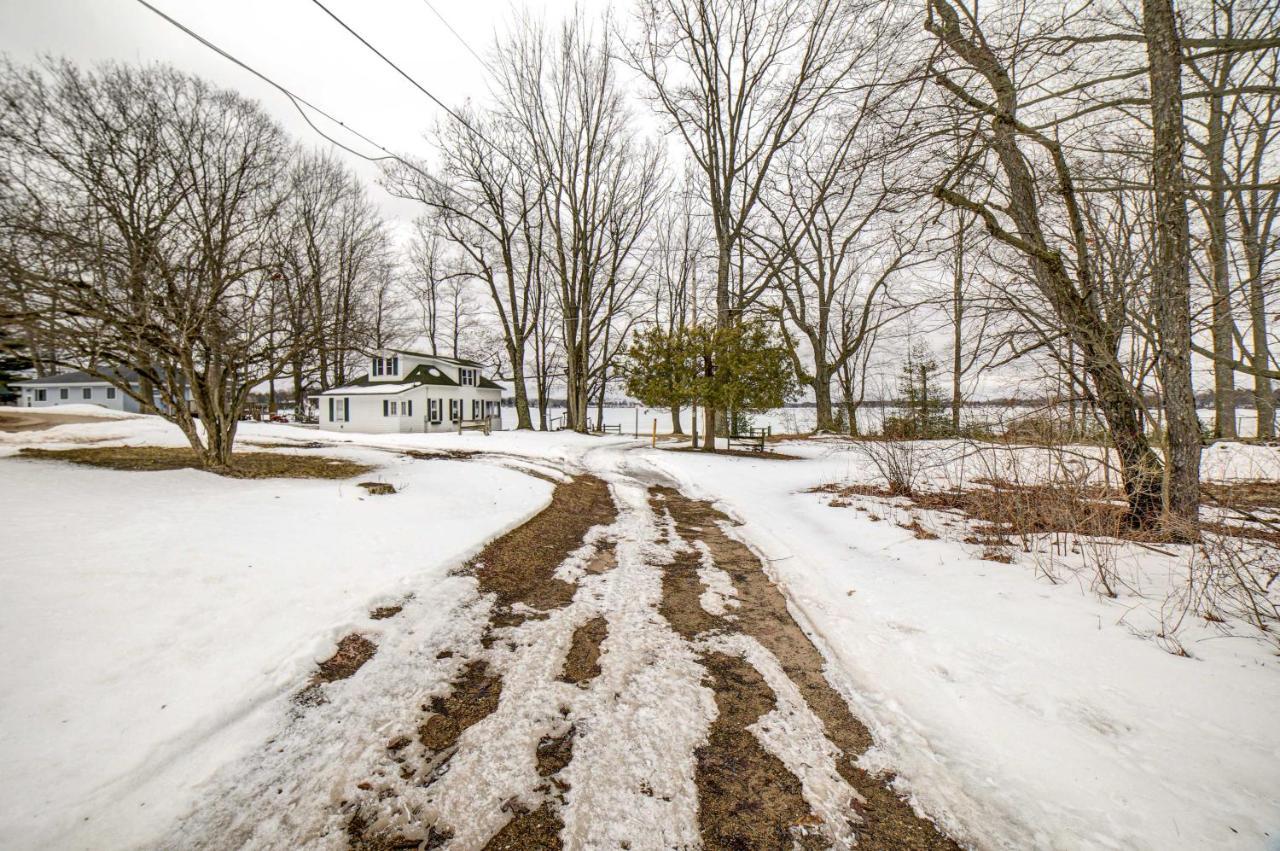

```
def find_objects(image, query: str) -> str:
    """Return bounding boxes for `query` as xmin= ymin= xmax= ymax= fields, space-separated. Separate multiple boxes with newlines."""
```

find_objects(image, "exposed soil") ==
xmin=19 ymin=446 xmax=372 ymax=479
xmin=359 ymin=481 xmax=397 ymax=495
xmin=483 ymin=802 xmax=563 ymax=850
xmin=656 ymin=486 xmax=960 ymax=850
xmin=287 ymin=456 xmax=958 ymax=850
xmin=369 ymin=604 xmax=404 ymax=620
xmin=695 ymin=650 xmax=827 ymax=850
xmin=296 ymin=633 xmax=378 ymax=706
xmin=418 ymin=660 xmax=504 ymax=752
xmin=469 ymin=474 xmax=616 ymax=626
xmin=0 ymin=410 xmax=118 ymax=431
xmin=559 ymin=618 xmax=608 ymax=685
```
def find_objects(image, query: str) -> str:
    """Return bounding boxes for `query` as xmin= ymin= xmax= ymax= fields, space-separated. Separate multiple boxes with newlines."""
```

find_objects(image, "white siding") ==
xmin=18 ymin=383 xmax=136 ymax=412
xmin=317 ymin=385 xmax=502 ymax=434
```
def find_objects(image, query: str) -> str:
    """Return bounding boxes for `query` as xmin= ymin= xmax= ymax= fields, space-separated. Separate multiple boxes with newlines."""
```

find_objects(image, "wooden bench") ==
xmin=727 ymin=425 xmax=770 ymax=452
xmin=598 ymin=424 xmax=622 ymax=435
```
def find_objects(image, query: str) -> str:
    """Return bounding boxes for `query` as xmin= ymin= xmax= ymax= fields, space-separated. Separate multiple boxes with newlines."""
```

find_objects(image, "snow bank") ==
xmin=637 ymin=444 xmax=1280 ymax=851
xmin=0 ymin=419 xmax=553 ymax=849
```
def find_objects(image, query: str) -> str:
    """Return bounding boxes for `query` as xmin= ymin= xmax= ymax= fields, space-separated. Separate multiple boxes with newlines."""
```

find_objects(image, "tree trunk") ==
xmin=1239 ymin=222 xmax=1275 ymax=438
xmin=951 ymin=217 xmax=966 ymax=431
xmin=509 ymin=346 xmax=533 ymax=430
xmin=812 ymin=362 xmax=835 ymax=433
xmin=670 ymin=404 xmax=684 ymax=435
xmin=1205 ymin=84 xmax=1236 ymax=439
xmin=1145 ymin=0 xmax=1202 ymax=535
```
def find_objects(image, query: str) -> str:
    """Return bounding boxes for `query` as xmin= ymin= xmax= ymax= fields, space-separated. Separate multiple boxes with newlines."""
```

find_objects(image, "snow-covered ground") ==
xmin=637 ymin=440 xmax=1280 ymax=851
xmin=509 ymin=402 xmax=1277 ymax=439
xmin=3 ymin=406 xmax=1278 ymax=850
xmin=0 ymin=413 xmax=561 ymax=849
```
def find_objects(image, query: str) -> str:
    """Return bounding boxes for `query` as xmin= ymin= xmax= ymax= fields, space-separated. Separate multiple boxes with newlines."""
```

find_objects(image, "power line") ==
xmin=420 ymin=0 xmax=492 ymax=72
xmin=306 ymin=0 xmax=503 ymax=156
xmin=130 ymin=0 xmax=439 ymax=185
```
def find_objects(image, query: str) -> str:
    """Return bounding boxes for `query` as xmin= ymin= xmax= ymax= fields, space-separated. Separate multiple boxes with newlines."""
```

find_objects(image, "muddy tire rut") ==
xmin=241 ymin=460 xmax=956 ymax=851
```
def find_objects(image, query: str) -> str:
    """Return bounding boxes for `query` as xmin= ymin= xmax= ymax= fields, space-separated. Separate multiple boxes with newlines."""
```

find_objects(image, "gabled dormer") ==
xmin=370 ymin=350 xmax=402 ymax=381
xmin=368 ymin=348 xmax=490 ymax=387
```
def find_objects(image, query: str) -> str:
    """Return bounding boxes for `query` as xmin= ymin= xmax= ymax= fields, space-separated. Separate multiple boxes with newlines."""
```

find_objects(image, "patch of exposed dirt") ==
xmin=403 ymin=448 xmax=479 ymax=461
xmin=370 ymin=604 xmax=404 ymax=620
xmin=243 ymin=440 xmax=329 ymax=450
xmin=536 ymin=725 xmax=576 ymax=779
xmin=470 ymin=475 xmax=616 ymax=627
xmin=656 ymin=487 xmax=959 ymax=850
xmin=418 ymin=660 xmax=504 ymax=752
xmin=483 ymin=801 xmax=563 ymax=850
xmin=296 ymin=634 xmax=377 ymax=706
xmin=695 ymin=650 xmax=827 ymax=850
xmin=19 ymin=446 xmax=372 ymax=479
xmin=650 ymin=503 xmax=729 ymax=639
xmin=560 ymin=618 xmax=608 ymax=685
xmin=0 ymin=410 xmax=119 ymax=431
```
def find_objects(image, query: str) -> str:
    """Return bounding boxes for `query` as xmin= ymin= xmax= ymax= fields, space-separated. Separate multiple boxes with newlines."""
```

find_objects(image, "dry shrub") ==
xmin=852 ymin=440 xmax=947 ymax=496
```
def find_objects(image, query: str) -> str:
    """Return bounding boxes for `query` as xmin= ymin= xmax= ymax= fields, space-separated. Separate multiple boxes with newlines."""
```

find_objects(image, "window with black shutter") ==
xmin=329 ymin=398 xmax=335 ymax=421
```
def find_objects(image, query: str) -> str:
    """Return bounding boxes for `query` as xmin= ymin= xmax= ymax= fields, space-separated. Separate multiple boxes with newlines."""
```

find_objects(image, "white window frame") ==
xmin=373 ymin=357 xmax=383 ymax=377
xmin=107 ymin=387 xmax=116 ymax=399
xmin=60 ymin=388 xmax=69 ymax=400
xmin=36 ymin=389 xmax=46 ymax=401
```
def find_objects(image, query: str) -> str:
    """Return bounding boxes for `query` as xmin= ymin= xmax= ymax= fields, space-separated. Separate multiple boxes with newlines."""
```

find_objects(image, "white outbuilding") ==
xmin=15 ymin=368 xmax=147 ymax=411
xmin=316 ymin=349 xmax=504 ymax=434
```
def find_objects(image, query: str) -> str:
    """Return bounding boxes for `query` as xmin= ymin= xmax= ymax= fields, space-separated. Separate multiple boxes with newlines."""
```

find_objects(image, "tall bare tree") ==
xmin=497 ymin=14 xmax=660 ymax=432
xmin=0 ymin=60 xmax=299 ymax=469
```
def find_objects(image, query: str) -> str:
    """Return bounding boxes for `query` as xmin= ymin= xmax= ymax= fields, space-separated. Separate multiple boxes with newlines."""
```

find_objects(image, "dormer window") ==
xmin=460 ymin=368 xmax=477 ymax=386
xmin=372 ymin=355 xmax=399 ymax=377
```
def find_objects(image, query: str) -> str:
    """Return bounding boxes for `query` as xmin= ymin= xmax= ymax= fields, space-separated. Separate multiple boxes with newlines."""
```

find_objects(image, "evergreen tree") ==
xmin=0 ymin=327 xmax=33 ymax=405
xmin=892 ymin=340 xmax=946 ymax=438
xmin=624 ymin=319 xmax=797 ymax=451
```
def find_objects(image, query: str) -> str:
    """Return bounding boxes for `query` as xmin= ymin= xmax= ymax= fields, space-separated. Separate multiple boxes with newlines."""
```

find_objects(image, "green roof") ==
xmin=335 ymin=365 xmax=460 ymax=390
xmin=478 ymin=376 xmax=503 ymax=390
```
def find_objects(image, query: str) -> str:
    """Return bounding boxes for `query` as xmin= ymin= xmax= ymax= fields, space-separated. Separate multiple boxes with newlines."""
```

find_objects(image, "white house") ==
xmin=14 ymin=368 xmax=146 ymax=412
xmin=316 ymin=349 xmax=504 ymax=434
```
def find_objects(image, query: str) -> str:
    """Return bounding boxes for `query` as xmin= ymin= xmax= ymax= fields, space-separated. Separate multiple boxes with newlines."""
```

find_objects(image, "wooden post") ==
xmin=652 ymin=419 xmax=657 ymax=448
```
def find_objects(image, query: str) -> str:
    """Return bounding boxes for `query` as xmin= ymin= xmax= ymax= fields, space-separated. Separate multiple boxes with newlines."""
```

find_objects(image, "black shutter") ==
xmin=329 ymin=398 xmax=334 ymax=421
xmin=344 ymin=398 xmax=350 ymax=421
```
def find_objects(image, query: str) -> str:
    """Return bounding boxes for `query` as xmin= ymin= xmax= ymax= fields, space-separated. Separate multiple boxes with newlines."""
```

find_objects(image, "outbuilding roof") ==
xmin=15 ymin=368 xmax=142 ymax=386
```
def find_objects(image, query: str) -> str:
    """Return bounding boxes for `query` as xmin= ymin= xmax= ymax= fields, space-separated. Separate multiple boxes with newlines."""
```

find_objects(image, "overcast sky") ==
xmin=0 ymin=0 xmax=585 ymax=237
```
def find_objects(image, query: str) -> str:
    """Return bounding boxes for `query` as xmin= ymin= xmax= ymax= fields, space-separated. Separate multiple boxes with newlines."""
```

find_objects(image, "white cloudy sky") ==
xmin=0 ymin=0 xmax=586 ymax=236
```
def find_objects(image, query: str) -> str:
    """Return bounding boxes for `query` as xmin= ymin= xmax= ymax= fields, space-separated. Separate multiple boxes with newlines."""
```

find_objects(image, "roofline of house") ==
xmin=376 ymin=348 xmax=483 ymax=368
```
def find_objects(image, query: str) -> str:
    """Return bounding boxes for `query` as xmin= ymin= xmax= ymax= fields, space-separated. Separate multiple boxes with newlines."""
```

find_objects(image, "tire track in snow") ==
xmin=161 ymin=448 xmax=959 ymax=850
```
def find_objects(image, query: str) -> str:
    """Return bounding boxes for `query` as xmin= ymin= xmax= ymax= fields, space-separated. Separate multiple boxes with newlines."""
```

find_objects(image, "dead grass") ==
xmin=1203 ymin=480 xmax=1280 ymax=512
xmin=19 ymin=446 xmax=373 ymax=479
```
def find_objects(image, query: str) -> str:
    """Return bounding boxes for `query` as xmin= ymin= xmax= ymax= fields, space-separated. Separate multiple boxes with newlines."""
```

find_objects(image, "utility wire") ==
xmin=130 ymin=0 xmax=441 ymax=187
xmin=306 ymin=0 xmax=503 ymax=156
xmin=420 ymin=0 xmax=493 ymax=72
